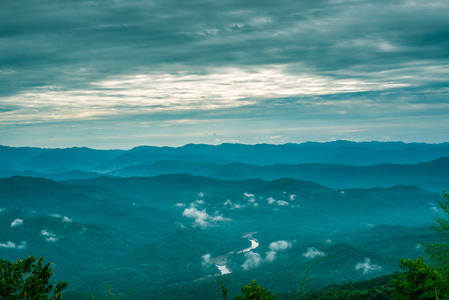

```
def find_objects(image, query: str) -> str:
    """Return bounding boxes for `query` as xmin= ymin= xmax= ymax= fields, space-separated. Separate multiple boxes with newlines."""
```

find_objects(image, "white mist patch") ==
xmin=267 ymin=197 xmax=276 ymax=205
xmin=176 ymin=203 xmax=186 ymax=208
xmin=198 ymin=192 xmax=205 ymax=198
xmin=10 ymin=219 xmax=24 ymax=227
xmin=290 ymin=194 xmax=296 ymax=201
xmin=196 ymin=199 xmax=205 ymax=205
xmin=242 ymin=252 xmax=263 ymax=270
xmin=266 ymin=240 xmax=292 ymax=262
xmin=41 ymin=230 xmax=58 ymax=242
xmin=270 ymin=240 xmax=292 ymax=251
xmin=224 ymin=200 xmax=244 ymax=209
xmin=355 ymin=258 xmax=382 ymax=274
xmin=303 ymin=247 xmax=325 ymax=259
xmin=49 ymin=213 xmax=62 ymax=218
xmin=182 ymin=206 xmax=229 ymax=228
xmin=201 ymin=254 xmax=212 ymax=266
xmin=244 ymin=193 xmax=256 ymax=205
xmin=0 ymin=241 xmax=26 ymax=249
xmin=277 ymin=200 xmax=289 ymax=206
xmin=62 ymin=216 xmax=72 ymax=223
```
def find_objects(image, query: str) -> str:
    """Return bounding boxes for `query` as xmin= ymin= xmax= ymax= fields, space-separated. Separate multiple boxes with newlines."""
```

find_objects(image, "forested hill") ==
xmin=1 ymin=141 xmax=449 ymax=192
xmin=0 ymin=174 xmax=443 ymax=299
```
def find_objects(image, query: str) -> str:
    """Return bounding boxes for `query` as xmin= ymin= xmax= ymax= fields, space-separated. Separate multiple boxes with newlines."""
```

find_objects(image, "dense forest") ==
xmin=1 ymin=142 xmax=448 ymax=299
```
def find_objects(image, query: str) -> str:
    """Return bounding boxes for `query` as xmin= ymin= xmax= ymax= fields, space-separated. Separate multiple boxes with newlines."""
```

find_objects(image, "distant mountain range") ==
xmin=2 ymin=141 xmax=449 ymax=172
xmin=1 ymin=151 xmax=447 ymax=192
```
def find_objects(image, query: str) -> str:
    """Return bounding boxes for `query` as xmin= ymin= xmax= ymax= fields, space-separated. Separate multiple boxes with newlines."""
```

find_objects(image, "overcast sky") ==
xmin=1 ymin=0 xmax=448 ymax=148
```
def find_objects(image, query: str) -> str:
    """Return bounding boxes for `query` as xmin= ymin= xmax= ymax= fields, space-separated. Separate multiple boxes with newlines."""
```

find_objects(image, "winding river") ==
xmin=214 ymin=233 xmax=259 ymax=275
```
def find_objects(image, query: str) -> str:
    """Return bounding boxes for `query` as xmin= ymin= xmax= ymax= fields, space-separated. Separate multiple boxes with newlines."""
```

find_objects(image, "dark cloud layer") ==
xmin=1 ymin=0 xmax=448 ymax=147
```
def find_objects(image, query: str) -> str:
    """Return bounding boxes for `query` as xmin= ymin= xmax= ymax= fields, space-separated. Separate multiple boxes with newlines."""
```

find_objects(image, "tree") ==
xmin=392 ymin=257 xmax=448 ymax=299
xmin=0 ymin=255 xmax=67 ymax=299
xmin=426 ymin=191 xmax=449 ymax=275
xmin=392 ymin=191 xmax=449 ymax=299
xmin=232 ymin=280 xmax=277 ymax=300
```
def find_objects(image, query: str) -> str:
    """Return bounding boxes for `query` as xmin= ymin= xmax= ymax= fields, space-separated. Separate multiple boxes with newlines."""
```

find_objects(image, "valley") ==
xmin=0 ymin=141 xmax=447 ymax=299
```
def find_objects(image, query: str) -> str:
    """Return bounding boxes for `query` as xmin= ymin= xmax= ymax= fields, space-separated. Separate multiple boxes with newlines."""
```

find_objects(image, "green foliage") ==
xmin=287 ymin=273 xmax=395 ymax=300
xmin=392 ymin=191 xmax=449 ymax=299
xmin=392 ymin=257 xmax=448 ymax=299
xmin=0 ymin=255 xmax=67 ymax=299
xmin=221 ymin=283 xmax=229 ymax=300
xmin=232 ymin=280 xmax=277 ymax=300
xmin=304 ymin=288 xmax=392 ymax=300
xmin=426 ymin=191 xmax=449 ymax=274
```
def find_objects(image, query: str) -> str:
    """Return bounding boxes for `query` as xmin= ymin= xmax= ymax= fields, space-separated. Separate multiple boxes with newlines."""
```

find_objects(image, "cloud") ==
xmin=242 ymin=252 xmax=263 ymax=270
xmin=267 ymin=197 xmax=276 ymax=205
xmin=355 ymin=258 xmax=382 ymax=274
xmin=303 ymin=247 xmax=326 ymax=259
xmin=202 ymin=254 xmax=212 ymax=266
xmin=266 ymin=240 xmax=292 ymax=262
xmin=232 ymin=204 xmax=244 ymax=209
xmin=269 ymin=240 xmax=292 ymax=251
xmin=182 ymin=206 xmax=229 ymax=228
xmin=1 ymin=0 xmax=449 ymax=147
xmin=41 ymin=230 xmax=59 ymax=242
xmin=266 ymin=197 xmax=290 ymax=206
xmin=289 ymin=194 xmax=296 ymax=201
xmin=224 ymin=200 xmax=245 ymax=210
xmin=62 ymin=216 xmax=72 ymax=223
xmin=49 ymin=213 xmax=62 ymax=218
xmin=0 ymin=241 xmax=26 ymax=249
xmin=176 ymin=203 xmax=186 ymax=207
xmin=265 ymin=251 xmax=277 ymax=263
xmin=10 ymin=219 xmax=24 ymax=227
xmin=244 ymin=193 xmax=255 ymax=198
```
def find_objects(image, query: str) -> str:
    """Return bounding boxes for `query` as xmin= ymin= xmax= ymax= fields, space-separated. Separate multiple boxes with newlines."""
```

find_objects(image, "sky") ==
xmin=1 ymin=0 xmax=448 ymax=149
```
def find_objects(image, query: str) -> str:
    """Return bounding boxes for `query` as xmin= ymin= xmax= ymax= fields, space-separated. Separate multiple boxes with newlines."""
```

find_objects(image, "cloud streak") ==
xmin=1 ymin=0 xmax=448 ymax=147
xmin=355 ymin=258 xmax=382 ymax=274
xmin=303 ymin=247 xmax=326 ymax=259
xmin=10 ymin=219 xmax=24 ymax=227
xmin=182 ymin=205 xmax=230 ymax=228
xmin=0 ymin=241 xmax=26 ymax=249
